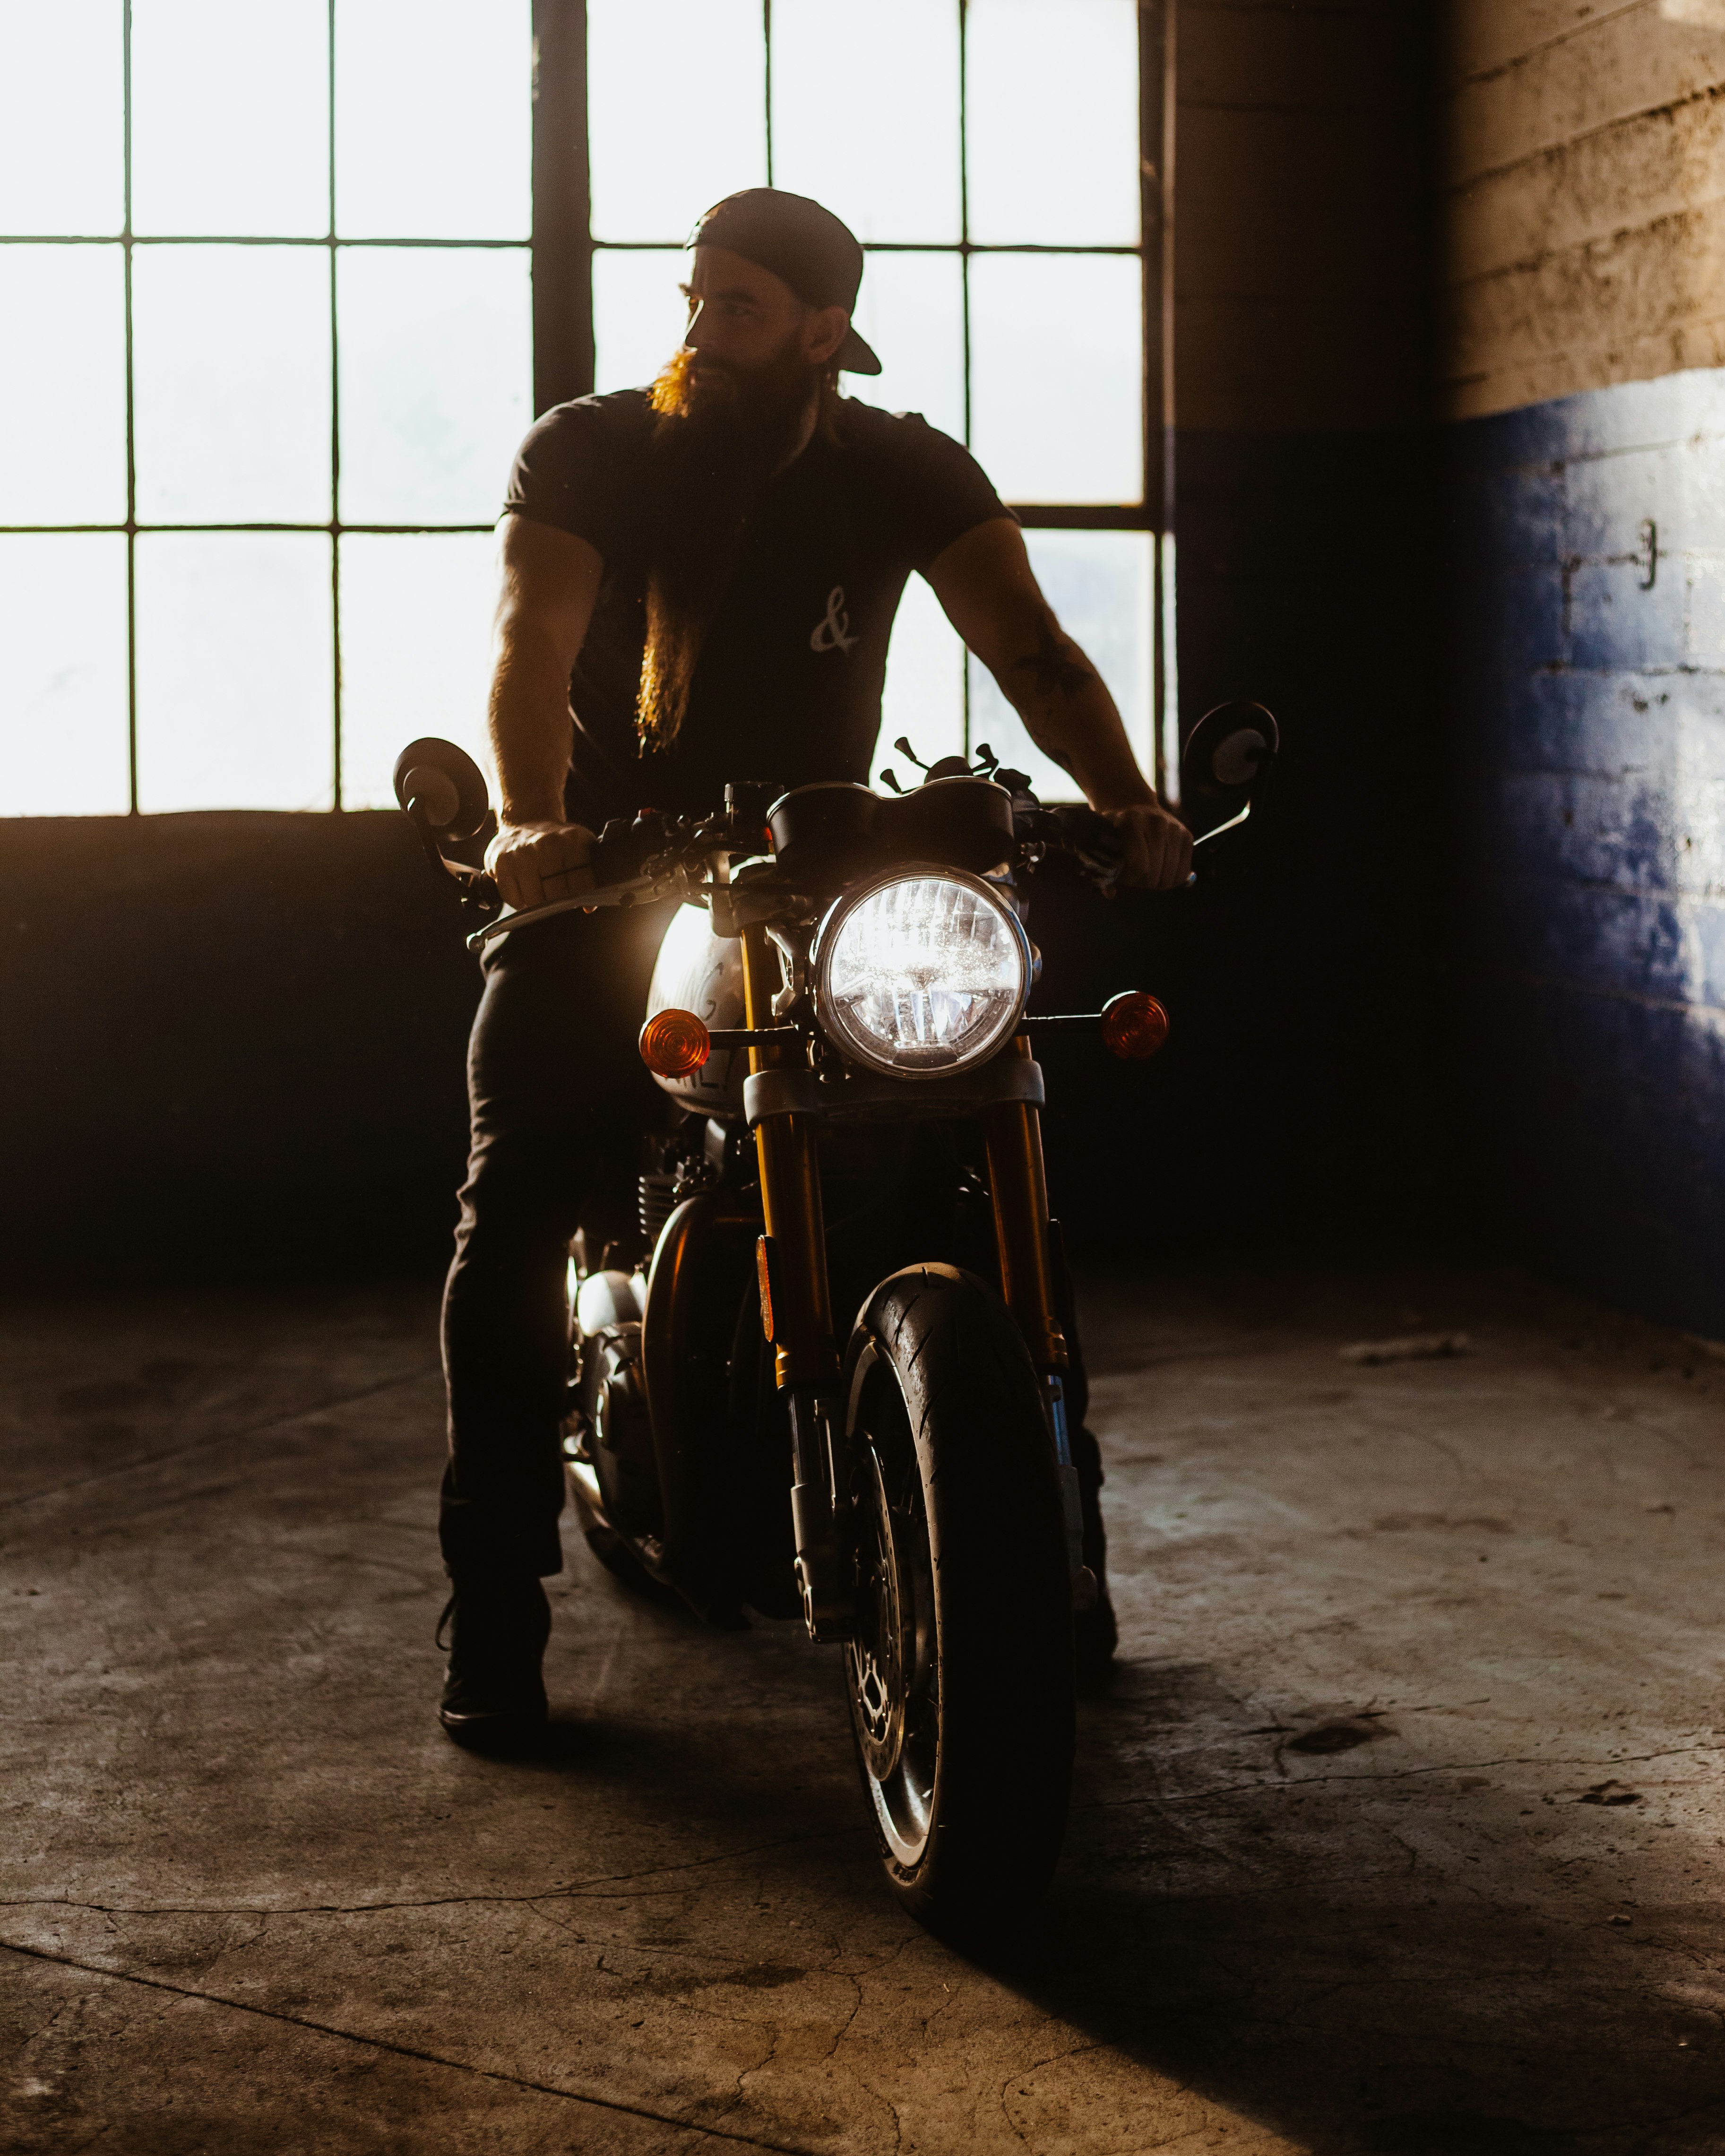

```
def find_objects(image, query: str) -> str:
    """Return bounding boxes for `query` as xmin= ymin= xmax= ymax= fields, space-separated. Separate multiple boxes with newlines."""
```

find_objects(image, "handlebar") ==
xmin=421 ymin=789 xmax=1257 ymax=952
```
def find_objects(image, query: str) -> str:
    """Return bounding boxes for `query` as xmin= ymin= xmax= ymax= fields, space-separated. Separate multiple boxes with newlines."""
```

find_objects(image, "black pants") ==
xmin=439 ymin=899 xmax=678 ymax=1581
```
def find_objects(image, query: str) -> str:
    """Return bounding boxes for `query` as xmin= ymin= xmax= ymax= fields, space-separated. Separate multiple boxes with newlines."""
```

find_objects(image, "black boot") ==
xmin=1070 ymin=1422 xmax=1119 ymax=1681
xmin=437 ymin=1575 xmax=551 ymax=1744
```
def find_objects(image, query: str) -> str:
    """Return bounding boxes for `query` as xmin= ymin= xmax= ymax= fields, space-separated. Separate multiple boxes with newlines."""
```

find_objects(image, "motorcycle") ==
xmin=394 ymin=702 xmax=1276 ymax=1933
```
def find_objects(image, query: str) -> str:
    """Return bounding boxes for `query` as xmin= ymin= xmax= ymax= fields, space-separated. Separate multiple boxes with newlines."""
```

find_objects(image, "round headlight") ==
xmin=813 ymin=867 xmax=1029 ymax=1078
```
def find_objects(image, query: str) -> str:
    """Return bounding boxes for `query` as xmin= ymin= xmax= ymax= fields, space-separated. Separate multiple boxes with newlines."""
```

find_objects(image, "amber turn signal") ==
xmin=1101 ymin=990 xmax=1170 ymax=1060
xmin=639 ymin=1007 xmax=711 ymax=1076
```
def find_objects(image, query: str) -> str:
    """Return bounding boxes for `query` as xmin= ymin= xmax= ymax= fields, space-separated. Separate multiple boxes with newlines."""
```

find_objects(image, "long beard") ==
xmin=635 ymin=343 xmax=819 ymax=752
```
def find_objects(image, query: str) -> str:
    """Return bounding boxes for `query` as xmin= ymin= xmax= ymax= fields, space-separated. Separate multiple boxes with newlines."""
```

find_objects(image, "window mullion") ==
xmin=958 ymin=0 xmax=971 ymax=450
xmin=532 ymin=0 xmax=594 ymax=413
xmin=123 ymin=0 xmax=137 ymax=814
xmin=959 ymin=0 xmax=972 ymax=755
xmin=329 ymin=0 xmax=342 ymax=810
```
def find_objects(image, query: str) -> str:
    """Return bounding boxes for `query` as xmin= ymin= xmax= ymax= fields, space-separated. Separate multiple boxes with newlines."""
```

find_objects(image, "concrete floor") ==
xmin=5 ymin=1268 xmax=1725 ymax=2155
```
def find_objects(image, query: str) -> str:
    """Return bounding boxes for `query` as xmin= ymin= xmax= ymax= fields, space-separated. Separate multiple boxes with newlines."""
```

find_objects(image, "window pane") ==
xmin=850 ymin=252 xmax=964 ymax=439
xmin=593 ymin=248 xmax=684 ymax=396
xmin=0 ymin=1 xmax=123 ymax=235
xmin=588 ymin=0 xmax=765 ymax=243
xmin=0 ymin=535 xmax=129 ymax=815
xmin=968 ymin=529 xmax=1152 ymax=800
xmin=966 ymin=0 xmax=1139 ymax=246
xmin=337 ymin=247 xmax=530 ymax=524
xmin=771 ymin=0 xmax=959 ymax=243
xmin=0 ymin=246 xmax=127 ymax=524
xmin=969 ymin=254 xmax=1142 ymax=503
xmin=878 ymin=572 xmax=965 ymax=779
xmin=135 ymin=533 xmax=334 ymax=811
xmin=131 ymin=0 xmax=328 ymax=238
xmin=338 ymin=533 xmax=498 ymax=810
xmin=132 ymin=245 xmax=331 ymax=525
xmin=335 ymin=0 xmax=531 ymax=240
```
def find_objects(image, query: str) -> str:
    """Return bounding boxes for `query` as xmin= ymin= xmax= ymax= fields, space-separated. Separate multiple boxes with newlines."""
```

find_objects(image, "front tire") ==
xmin=842 ymin=1264 xmax=1076 ymax=1935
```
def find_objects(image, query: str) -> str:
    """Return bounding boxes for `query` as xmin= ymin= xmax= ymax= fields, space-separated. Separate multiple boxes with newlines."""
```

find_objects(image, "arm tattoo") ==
xmin=1007 ymin=621 xmax=1096 ymax=701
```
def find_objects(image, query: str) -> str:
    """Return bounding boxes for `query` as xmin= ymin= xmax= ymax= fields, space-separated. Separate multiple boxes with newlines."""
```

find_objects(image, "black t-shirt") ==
xmin=502 ymin=389 xmax=1013 ymax=826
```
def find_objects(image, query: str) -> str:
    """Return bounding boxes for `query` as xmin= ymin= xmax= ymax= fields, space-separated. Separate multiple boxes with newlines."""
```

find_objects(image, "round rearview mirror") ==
xmin=392 ymin=736 xmax=491 ymax=841
xmin=1181 ymin=701 xmax=1278 ymax=803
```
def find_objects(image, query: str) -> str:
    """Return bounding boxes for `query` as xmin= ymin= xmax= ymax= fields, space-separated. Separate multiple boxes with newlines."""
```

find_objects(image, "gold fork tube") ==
xmin=982 ymin=1037 xmax=1069 ymax=1371
xmin=740 ymin=923 xmax=836 ymax=1388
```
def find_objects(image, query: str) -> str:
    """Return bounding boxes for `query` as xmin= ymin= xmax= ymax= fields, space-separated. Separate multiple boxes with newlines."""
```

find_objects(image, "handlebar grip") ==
xmin=1034 ymin=803 xmax=1127 ymax=880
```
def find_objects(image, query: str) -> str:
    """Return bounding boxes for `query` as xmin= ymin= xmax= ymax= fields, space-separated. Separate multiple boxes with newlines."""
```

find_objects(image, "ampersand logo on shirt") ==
xmin=810 ymin=585 xmax=859 ymax=656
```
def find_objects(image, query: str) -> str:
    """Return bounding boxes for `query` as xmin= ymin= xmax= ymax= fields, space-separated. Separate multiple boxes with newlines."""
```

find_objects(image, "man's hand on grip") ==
xmin=1101 ymin=800 xmax=1193 ymax=892
xmin=485 ymin=820 xmax=597 ymax=910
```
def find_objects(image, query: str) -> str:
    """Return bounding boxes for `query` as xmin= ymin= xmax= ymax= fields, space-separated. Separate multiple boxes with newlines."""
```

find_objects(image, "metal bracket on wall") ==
xmin=1638 ymin=519 xmax=1658 ymax=590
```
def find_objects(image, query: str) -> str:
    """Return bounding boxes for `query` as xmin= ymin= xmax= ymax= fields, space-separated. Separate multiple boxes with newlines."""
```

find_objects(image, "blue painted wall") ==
xmin=1460 ymin=368 xmax=1725 ymax=1332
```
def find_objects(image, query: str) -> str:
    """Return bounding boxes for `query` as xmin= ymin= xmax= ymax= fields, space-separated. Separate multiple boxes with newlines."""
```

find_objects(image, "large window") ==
xmin=1 ymin=0 xmax=1156 ymax=816
xmin=0 ymin=0 xmax=531 ymax=814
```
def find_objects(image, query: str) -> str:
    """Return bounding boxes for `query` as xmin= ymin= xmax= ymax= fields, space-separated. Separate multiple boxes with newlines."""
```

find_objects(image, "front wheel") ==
xmin=842 ymin=1264 xmax=1076 ymax=1935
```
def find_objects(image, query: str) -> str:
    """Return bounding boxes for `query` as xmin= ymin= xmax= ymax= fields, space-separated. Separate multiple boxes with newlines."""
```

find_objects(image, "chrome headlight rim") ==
xmin=811 ymin=862 xmax=1031 ymax=1082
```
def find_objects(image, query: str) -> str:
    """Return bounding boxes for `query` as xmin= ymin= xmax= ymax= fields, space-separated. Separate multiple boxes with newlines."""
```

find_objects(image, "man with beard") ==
xmin=436 ymin=188 xmax=1190 ymax=1742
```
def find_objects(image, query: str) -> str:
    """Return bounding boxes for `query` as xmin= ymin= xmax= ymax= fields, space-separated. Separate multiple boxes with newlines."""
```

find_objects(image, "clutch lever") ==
xmin=403 ymin=804 xmax=503 ymax=924
xmin=447 ymin=861 xmax=502 ymax=923
xmin=465 ymin=867 xmax=689 ymax=952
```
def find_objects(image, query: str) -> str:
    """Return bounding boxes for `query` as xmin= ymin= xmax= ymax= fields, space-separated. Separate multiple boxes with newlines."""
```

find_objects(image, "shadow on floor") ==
xmin=492 ymin=1598 xmax=1723 ymax=2154
xmin=954 ymin=1657 xmax=1725 ymax=2156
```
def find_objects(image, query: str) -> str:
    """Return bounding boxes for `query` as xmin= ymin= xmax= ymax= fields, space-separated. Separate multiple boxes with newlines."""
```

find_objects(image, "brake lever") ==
xmin=1182 ymin=799 xmax=1253 ymax=884
xmin=1191 ymin=800 xmax=1252 ymax=851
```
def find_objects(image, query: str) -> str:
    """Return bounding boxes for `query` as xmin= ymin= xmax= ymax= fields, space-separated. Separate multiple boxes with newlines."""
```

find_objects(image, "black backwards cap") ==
xmin=686 ymin=187 xmax=882 ymax=376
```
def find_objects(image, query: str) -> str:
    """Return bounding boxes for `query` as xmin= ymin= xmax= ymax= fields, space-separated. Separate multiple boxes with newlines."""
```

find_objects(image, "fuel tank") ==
xmin=768 ymin=775 xmax=1016 ymax=886
xmin=643 ymin=902 xmax=750 ymax=1118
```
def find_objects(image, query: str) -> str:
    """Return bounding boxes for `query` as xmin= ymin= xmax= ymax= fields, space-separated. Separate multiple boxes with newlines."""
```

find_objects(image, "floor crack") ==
xmin=0 ymin=1933 xmax=820 ymax=2156
xmin=0 ymin=1827 xmax=865 ymax=1923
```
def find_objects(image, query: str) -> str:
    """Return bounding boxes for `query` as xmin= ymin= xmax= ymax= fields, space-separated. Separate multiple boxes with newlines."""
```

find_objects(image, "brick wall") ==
xmin=1168 ymin=1 xmax=1453 ymax=1244
xmin=1449 ymin=2 xmax=1725 ymax=1324
xmin=1448 ymin=0 xmax=1725 ymax=420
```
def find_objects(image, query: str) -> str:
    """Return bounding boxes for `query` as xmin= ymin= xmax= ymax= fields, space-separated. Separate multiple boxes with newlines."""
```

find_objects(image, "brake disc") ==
xmin=849 ymin=1446 xmax=911 ymax=1782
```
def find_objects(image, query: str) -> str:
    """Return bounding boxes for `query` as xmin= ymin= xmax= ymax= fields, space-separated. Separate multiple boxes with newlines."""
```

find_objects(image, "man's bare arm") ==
xmin=484 ymin=513 xmax=605 ymax=909
xmin=924 ymin=517 xmax=1190 ymax=890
